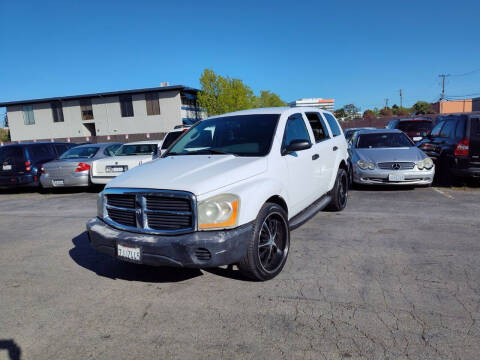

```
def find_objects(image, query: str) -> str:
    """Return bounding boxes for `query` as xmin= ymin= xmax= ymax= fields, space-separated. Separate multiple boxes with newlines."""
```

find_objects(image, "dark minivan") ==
xmin=417 ymin=114 xmax=480 ymax=181
xmin=0 ymin=142 xmax=76 ymax=188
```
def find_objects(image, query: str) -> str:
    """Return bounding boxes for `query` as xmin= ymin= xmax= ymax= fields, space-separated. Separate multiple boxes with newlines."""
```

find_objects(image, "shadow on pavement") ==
xmin=69 ymin=232 xmax=202 ymax=283
xmin=0 ymin=339 xmax=21 ymax=360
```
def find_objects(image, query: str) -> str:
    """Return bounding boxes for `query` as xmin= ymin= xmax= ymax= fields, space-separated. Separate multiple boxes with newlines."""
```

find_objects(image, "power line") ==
xmin=450 ymin=68 xmax=480 ymax=77
xmin=438 ymin=74 xmax=450 ymax=100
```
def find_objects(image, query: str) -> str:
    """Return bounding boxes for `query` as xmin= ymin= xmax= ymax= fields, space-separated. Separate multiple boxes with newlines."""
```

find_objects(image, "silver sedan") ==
xmin=40 ymin=143 xmax=122 ymax=188
xmin=348 ymin=129 xmax=434 ymax=186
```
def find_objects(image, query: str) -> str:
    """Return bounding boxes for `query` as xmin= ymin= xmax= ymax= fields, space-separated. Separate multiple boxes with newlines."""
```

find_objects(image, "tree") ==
xmin=254 ymin=90 xmax=286 ymax=108
xmin=363 ymin=110 xmax=376 ymax=119
xmin=412 ymin=101 xmax=434 ymax=115
xmin=344 ymin=104 xmax=360 ymax=118
xmin=197 ymin=69 xmax=286 ymax=116
xmin=379 ymin=107 xmax=393 ymax=116
xmin=334 ymin=108 xmax=346 ymax=119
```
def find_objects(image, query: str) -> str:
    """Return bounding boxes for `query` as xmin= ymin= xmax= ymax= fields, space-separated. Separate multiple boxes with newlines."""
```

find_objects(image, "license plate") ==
xmin=106 ymin=166 xmax=126 ymax=173
xmin=2 ymin=165 xmax=12 ymax=170
xmin=117 ymin=244 xmax=141 ymax=261
xmin=52 ymin=179 xmax=64 ymax=186
xmin=388 ymin=174 xmax=405 ymax=182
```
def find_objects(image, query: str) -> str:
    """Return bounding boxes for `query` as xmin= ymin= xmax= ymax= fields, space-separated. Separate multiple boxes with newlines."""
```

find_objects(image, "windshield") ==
xmin=357 ymin=133 xmax=414 ymax=148
xmin=115 ymin=144 xmax=157 ymax=156
xmin=60 ymin=146 xmax=99 ymax=159
xmin=397 ymin=121 xmax=432 ymax=134
xmin=167 ymin=114 xmax=280 ymax=157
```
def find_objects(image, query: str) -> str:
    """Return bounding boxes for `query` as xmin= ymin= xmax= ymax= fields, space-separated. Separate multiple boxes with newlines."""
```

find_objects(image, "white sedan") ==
xmin=91 ymin=140 xmax=163 ymax=184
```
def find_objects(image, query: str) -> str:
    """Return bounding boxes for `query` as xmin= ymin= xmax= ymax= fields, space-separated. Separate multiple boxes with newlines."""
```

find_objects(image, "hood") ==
xmin=106 ymin=155 xmax=267 ymax=196
xmin=354 ymin=147 xmax=425 ymax=163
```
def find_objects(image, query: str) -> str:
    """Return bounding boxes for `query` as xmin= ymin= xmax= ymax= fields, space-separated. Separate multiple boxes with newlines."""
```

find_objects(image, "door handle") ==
xmin=312 ymin=154 xmax=319 ymax=160
xmin=333 ymin=146 xmax=338 ymax=151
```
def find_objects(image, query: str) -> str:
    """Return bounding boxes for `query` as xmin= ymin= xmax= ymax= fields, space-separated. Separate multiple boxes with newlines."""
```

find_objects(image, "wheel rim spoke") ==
xmin=257 ymin=213 xmax=288 ymax=273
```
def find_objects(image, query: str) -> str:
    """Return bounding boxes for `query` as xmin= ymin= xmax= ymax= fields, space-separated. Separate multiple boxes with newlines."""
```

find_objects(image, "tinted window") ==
xmin=471 ymin=118 xmax=480 ymax=137
xmin=168 ymin=114 xmax=280 ymax=157
xmin=0 ymin=146 xmax=24 ymax=165
xmin=54 ymin=144 xmax=69 ymax=155
xmin=386 ymin=120 xmax=398 ymax=129
xmin=430 ymin=121 xmax=444 ymax=137
xmin=397 ymin=121 xmax=432 ymax=134
xmin=357 ymin=133 xmax=413 ymax=148
xmin=440 ymin=120 xmax=456 ymax=138
xmin=28 ymin=145 xmax=55 ymax=162
xmin=323 ymin=113 xmax=342 ymax=136
xmin=305 ymin=112 xmax=329 ymax=142
xmin=455 ymin=119 xmax=466 ymax=139
xmin=161 ymin=131 xmax=183 ymax=150
xmin=60 ymin=146 xmax=99 ymax=159
xmin=283 ymin=113 xmax=311 ymax=147
xmin=104 ymin=144 xmax=122 ymax=156
xmin=116 ymin=144 xmax=157 ymax=156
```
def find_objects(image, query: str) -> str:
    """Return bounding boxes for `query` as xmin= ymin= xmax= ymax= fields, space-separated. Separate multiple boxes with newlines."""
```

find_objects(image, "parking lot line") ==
xmin=431 ymin=187 xmax=455 ymax=200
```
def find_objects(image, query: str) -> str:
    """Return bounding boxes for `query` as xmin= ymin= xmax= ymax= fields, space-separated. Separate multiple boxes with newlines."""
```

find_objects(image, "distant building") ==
xmin=431 ymin=99 xmax=472 ymax=114
xmin=0 ymin=85 xmax=205 ymax=142
xmin=473 ymin=97 xmax=480 ymax=112
xmin=289 ymin=98 xmax=335 ymax=112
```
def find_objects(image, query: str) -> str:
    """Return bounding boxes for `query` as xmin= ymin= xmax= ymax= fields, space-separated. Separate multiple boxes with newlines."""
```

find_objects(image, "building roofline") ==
xmin=0 ymin=85 xmax=199 ymax=107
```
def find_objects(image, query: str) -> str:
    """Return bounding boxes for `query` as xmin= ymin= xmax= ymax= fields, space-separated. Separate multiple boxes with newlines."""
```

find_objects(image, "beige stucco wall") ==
xmin=7 ymin=90 xmax=182 ymax=141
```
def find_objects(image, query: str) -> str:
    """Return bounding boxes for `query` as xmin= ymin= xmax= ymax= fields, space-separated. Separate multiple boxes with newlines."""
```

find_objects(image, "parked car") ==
xmin=348 ymin=129 xmax=434 ymax=186
xmin=417 ymin=114 xmax=480 ymax=181
xmin=0 ymin=142 xmax=76 ymax=188
xmin=87 ymin=107 xmax=350 ymax=281
xmin=40 ymin=142 xmax=122 ymax=188
xmin=90 ymin=140 xmax=163 ymax=184
xmin=344 ymin=127 xmax=376 ymax=143
xmin=386 ymin=117 xmax=434 ymax=143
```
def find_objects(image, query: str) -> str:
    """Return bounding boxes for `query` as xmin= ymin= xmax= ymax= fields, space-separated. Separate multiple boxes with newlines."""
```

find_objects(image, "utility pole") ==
xmin=438 ymin=74 xmax=450 ymax=100
xmin=384 ymin=98 xmax=389 ymax=108
xmin=399 ymin=89 xmax=403 ymax=108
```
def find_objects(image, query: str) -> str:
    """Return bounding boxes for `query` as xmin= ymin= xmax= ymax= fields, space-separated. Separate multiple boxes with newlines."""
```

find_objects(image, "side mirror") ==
xmin=283 ymin=139 xmax=312 ymax=155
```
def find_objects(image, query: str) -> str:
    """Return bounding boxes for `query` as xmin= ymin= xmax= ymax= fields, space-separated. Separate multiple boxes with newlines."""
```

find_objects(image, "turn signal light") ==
xmin=75 ymin=162 xmax=91 ymax=172
xmin=454 ymin=139 xmax=469 ymax=157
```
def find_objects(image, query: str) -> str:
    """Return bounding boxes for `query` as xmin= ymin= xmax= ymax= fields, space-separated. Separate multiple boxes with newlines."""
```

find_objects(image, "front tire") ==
xmin=327 ymin=168 xmax=348 ymax=211
xmin=238 ymin=203 xmax=290 ymax=281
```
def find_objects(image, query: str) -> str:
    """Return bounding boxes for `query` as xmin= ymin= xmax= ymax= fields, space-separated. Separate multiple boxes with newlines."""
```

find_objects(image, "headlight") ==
xmin=357 ymin=160 xmax=375 ymax=170
xmin=198 ymin=194 xmax=239 ymax=230
xmin=97 ymin=191 xmax=105 ymax=219
xmin=416 ymin=160 xmax=425 ymax=170
xmin=423 ymin=157 xmax=434 ymax=169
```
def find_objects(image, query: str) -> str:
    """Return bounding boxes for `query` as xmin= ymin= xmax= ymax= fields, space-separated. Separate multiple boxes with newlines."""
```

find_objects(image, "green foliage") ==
xmin=412 ymin=101 xmax=434 ymax=115
xmin=197 ymin=69 xmax=286 ymax=116
xmin=0 ymin=128 xmax=10 ymax=142
xmin=363 ymin=110 xmax=376 ymax=119
xmin=334 ymin=108 xmax=346 ymax=119
xmin=379 ymin=107 xmax=393 ymax=116
xmin=335 ymin=104 xmax=361 ymax=121
xmin=255 ymin=90 xmax=287 ymax=108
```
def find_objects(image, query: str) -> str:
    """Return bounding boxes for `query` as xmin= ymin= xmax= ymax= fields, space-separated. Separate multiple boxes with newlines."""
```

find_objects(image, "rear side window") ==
xmin=161 ymin=131 xmax=183 ymax=150
xmin=283 ymin=113 xmax=311 ymax=147
xmin=440 ymin=120 xmax=456 ymax=138
xmin=455 ymin=119 xmax=466 ymax=139
xmin=430 ymin=121 xmax=444 ymax=137
xmin=28 ymin=145 xmax=55 ymax=163
xmin=104 ymin=144 xmax=122 ymax=156
xmin=305 ymin=112 xmax=329 ymax=142
xmin=323 ymin=113 xmax=342 ymax=137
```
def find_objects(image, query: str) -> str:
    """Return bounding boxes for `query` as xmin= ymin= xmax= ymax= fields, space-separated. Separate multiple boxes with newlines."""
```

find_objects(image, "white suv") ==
xmin=87 ymin=107 xmax=349 ymax=281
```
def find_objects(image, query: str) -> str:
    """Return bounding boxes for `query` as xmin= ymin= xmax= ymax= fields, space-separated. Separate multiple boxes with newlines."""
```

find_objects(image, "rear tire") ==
xmin=327 ymin=168 xmax=348 ymax=211
xmin=238 ymin=203 xmax=290 ymax=281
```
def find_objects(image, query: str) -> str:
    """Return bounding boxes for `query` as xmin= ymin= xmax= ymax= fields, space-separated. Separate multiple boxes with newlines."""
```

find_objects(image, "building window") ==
xmin=22 ymin=105 xmax=35 ymax=125
xmin=145 ymin=92 xmax=160 ymax=115
xmin=80 ymin=99 xmax=94 ymax=120
xmin=51 ymin=101 xmax=64 ymax=123
xmin=119 ymin=95 xmax=134 ymax=117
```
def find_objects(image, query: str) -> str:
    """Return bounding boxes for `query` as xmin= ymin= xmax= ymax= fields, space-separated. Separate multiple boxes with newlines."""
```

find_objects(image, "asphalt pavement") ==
xmin=1 ymin=185 xmax=479 ymax=359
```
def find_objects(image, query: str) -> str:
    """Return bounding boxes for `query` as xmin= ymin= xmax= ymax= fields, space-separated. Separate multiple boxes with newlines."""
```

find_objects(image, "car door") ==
xmin=322 ymin=112 xmax=344 ymax=189
xmin=281 ymin=113 xmax=317 ymax=216
xmin=304 ymin=112 xmax=333 ymax=197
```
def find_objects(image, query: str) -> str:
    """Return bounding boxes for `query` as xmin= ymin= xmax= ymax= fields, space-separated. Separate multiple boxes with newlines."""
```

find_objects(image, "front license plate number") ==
xmin=388 ymin=174 xmax=405 ymax=182
xmin=117 ymin=244 xmax=141 ymax=261
xmin=52 ymin=179 xmax=64 ymax=186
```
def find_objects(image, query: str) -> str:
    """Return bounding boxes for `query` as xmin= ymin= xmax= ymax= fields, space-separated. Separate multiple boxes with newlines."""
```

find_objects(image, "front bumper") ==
xmin=91 ymin=175 xmax=117 ymax=184
xmin=86 ymin=218 xmax=253 ymax=268
xmin=40 ymin=172 xmax=90 ymax=188
xmin=353 ymin=166 xmax=435 ymax=185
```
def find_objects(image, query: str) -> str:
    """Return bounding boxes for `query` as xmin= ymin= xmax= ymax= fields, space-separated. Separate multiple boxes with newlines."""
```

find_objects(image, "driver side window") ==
xmin=282 ymin=113 xmax=311 ymax=149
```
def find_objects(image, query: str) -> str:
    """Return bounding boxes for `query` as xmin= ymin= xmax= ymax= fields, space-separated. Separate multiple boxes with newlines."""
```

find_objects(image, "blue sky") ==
xmin=1 ymin=0 xmax=479 ymax=121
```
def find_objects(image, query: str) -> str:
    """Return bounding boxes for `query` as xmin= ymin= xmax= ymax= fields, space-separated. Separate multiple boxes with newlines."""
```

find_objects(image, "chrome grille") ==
xmin=378 ymin=162 xmax=415 ymax=170
xmin=103 ymin=188 xmax=196 ymax=235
